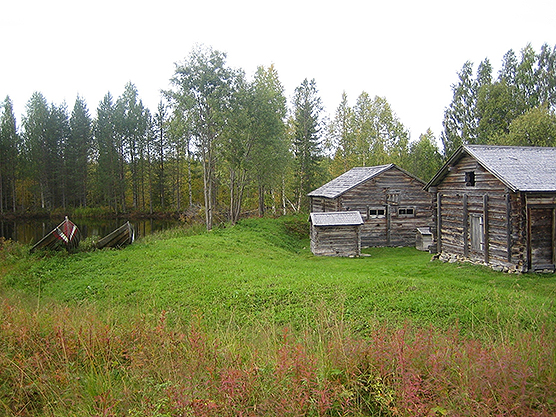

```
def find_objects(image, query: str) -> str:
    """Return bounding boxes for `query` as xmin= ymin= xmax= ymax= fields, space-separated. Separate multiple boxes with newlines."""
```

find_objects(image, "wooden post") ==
xmin=437 ymin=192 xmax=442 ymax=253
xmin=506 ymin=193 xmax=512 ymax=263
xmin=553 ymin=208 xmax=556 ymax=265
xmin=527 ymin=204 xmax=532 ymax=271
xmin=386 ymin=205 xmax=391 ymax=245
xmin=483 ymin=194 xmax=489 ymax=264
xmin=463 ymin=194 xmax=468 ymax=258
xmin=357 ymin=224 xmax=362 ymax=256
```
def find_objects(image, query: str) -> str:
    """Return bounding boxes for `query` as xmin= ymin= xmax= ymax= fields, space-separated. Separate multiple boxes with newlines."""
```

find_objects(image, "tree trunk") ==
xmin=176 ymin=138 xmax=181 ymax=212
xmin=187 ymin=136 xmax=192 ymax=208
xmin=258 ymin=183 xmax=265 ymax=217
xmin=229 ymin=169 xmax=237 ymax=224
xmin=0 ymin=171 xmax=3 ymax=214
xmin=282 ymin=176 xmax=287 ymax=216
xmin=270 ymin=187 xmax=277 ymax=216
xmin=230 ymin=168 xmax=248 ymax=225
xmin=202 ymin=147 xmax=213 ymax=231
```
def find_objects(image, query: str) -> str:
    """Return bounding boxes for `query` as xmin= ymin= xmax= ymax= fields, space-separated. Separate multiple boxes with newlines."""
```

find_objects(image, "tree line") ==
xmin=442 ymin=43 xmax=556 ymax=156
xmin=1 ymin=44 xmax=555 ymax=228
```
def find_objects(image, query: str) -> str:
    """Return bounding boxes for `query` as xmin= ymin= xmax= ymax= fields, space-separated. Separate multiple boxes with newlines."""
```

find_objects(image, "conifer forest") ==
xmin=1 ymin=43 xmax=556 ymax=228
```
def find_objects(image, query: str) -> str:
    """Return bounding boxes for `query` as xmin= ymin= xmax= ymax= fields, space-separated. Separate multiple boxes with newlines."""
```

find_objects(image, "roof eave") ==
xmin=424 ymin=145 xmax=466 ymax=191
xmin=308 ymin=164 xmax=394 ymax=198
xmin=309 ymin=211 xmax=364 ymax=226
xmin=426 ymin=145 xmax=556 ymax=193
xmin=424 ymin=145 xmax=521 ymax=193
xmin=463 ymin=146 xmax=520 ymax=192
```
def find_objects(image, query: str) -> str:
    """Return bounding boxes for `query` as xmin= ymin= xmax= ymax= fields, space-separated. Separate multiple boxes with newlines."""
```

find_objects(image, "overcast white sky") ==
xmin=2 ymin=0 xmax=555 ymax=143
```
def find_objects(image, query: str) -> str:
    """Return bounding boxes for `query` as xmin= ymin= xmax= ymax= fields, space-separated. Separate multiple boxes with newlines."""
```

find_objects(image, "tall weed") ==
xmin=1 ymin=294 xmax=555 ymax=416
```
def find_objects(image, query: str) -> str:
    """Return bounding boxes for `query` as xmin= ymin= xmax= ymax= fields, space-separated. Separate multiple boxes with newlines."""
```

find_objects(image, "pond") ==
xmin=0 ymin=217 xmax=184 ymax=245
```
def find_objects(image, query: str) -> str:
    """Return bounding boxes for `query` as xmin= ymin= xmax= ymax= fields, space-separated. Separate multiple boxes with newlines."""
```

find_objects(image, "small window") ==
xmin=387 ymin=191 xmax=400 ymax=204
xmin=398 ymin=207 xmax=415 ymax=217
xmin=368 ymin=207 xmax=386 ymax=218
xmin=465 ymin=171 xmax=475 ymax=186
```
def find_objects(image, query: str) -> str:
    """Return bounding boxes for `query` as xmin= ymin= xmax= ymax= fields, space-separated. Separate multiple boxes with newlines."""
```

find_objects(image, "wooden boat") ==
xmin=30 ymin=216 xmax=80 ymax=253
xmin=96 ymin=221 xmax=135 ymax=249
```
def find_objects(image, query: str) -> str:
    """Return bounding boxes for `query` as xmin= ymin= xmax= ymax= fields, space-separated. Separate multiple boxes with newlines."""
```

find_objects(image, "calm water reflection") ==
xmin=0 ymin=218 xmax=182 ymax=245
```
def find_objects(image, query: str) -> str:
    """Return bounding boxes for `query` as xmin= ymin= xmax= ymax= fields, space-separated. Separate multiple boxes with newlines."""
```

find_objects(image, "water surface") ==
xmin=0 ymin=218 xmax=182 ymax=245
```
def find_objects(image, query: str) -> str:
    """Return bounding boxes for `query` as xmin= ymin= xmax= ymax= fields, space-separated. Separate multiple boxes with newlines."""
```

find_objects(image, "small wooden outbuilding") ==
xmin=425 ymin=145 xmax=556 ymax=273
xmin=309 ymin=211 xmax=364 ymax=257
xmin=308 ymin=164 xmax=432 ymax=247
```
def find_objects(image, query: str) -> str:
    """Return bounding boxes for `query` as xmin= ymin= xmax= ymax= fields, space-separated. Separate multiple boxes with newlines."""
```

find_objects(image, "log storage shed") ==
xmin=308 ymin=164 xmax=432 ymax=247
xmin=425 ymin=145 xmax=556 ymax=273
xmin=309 ymin=211 xmax=364 ymax=257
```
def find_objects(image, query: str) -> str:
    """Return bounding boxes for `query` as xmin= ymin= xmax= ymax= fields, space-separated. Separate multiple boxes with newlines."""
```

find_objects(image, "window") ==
xmin=465 ymin=171 xmax=475 ymax=186
xmin=368 ymin=207 xmax=386 ymax=218
xmin=398 ymin=207 xmax=415 ymax=217
xmin=387 ymin=191 xmax=400 ymax=204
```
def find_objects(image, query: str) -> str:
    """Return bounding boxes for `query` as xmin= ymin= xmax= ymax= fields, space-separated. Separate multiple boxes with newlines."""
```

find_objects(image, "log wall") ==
xmin=311 ymin=197 xmax=340 ymax=213
xmin=432 ymin=155 xmax=528 ymax=271
xmin=310 ymin=224 xmax=361 ymax=257
xmin=526 ymin=195 xmax=556 ymax=271
xmin=311 ymin=167 xmax=433 ymax=247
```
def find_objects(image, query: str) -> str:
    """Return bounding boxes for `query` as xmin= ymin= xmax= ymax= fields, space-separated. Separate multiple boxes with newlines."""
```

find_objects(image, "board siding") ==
xmin=310 ymin=224 xmax=361 ymax=257
xmin=434 ymin=154 xmax=556 ymax=272
xmin=310 ymin=167 xmax=432 ymax=248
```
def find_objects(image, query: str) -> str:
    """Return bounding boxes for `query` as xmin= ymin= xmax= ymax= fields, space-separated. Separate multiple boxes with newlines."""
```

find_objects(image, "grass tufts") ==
xmin=0 ymin=296 xmax=554 ymax=416
xmin=1 ymin=216 xmax=556 ymax=415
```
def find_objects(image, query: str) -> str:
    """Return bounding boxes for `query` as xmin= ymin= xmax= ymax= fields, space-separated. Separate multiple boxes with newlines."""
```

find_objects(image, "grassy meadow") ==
xmin=1 ymin=215 xmax=555 ymax=416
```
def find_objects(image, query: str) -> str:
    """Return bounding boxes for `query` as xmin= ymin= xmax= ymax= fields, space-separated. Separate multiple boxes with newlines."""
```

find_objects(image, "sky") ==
xmin=2 ymin=0 xmax=555 ymax=144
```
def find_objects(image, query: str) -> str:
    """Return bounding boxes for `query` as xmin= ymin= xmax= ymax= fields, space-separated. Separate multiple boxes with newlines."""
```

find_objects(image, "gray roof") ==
xmin=425 ymin=145 xmax=556 ymax=192
xmin=309 ymin=211 xmax=364 ymax=226
xmin=308 ymin=164 xmax=424 ymax=198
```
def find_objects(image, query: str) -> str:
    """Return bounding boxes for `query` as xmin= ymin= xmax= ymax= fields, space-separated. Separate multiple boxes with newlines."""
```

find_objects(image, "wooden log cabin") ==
xmin=308 ymin=164 xmax=432 ymax=247
xmin=309 ymin=211 xmax=364 ymax=257
xmin=425 ymin=145 xmax=556 ymax=273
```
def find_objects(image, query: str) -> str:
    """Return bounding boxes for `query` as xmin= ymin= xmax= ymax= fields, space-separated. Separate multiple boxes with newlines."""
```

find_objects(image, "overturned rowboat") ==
xmin=30 ymin=216 xmax=80 ymax=253
xmin=96 ymin=221 xmax=135 ymax=249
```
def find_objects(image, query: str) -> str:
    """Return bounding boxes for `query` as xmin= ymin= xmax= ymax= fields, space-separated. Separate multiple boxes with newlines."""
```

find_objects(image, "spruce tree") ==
xmin=68 ymin=96 xmax=92 ymax=207
xmin=291 ymin=78 xmax=324 ymax=211
xmin=0 ymin=96 xmax=20 ymax=212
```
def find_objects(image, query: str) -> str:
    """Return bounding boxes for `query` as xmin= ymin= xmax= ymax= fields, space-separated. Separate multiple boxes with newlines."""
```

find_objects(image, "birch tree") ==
xmin=223 ymin=65 xmax=287 ymax=222
xmin=167 ymin=45 xmax=240 ymax=230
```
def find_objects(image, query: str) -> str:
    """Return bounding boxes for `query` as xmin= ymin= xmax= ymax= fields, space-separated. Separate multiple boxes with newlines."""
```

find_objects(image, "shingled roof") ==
xmin=309 ymin=211 xmax=364 ymax=227
xmin=308 ymin=164 xmax=424 ymax=199
xmin=425 ymin=145 xmax=556 ymax=192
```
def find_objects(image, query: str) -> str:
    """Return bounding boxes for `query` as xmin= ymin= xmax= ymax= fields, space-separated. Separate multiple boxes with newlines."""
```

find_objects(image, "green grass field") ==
xmin=1 ymin=215 xmax=555 ymax=416
xmin=5 ymin=216 xmax=556 ymax=337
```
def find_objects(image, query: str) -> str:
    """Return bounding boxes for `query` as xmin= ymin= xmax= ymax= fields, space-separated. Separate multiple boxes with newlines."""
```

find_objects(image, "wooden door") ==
xmin=470 ymin=214 xmax=484 ymax=252
xmin=528 ymin=207 xmax=555 ymax=270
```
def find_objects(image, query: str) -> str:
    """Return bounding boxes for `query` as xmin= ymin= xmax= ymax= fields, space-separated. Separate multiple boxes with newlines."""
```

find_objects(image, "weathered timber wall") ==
xmin=529 ymin=207 xmax=553 ymax=265
xmin=310 ymin=224 xmax=361 ymax=257
xmin=311 ymin=197 xmax=340 ymax=213
xmin=433 ymin=155 xmax=528 ymax=271
xmin=310 ymin=167 xmax=432 ymax=247
xmin=343 ymin=169 xmax=431 ymax=247
xmin=526 ymin=195 xmax=556 ymax=270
